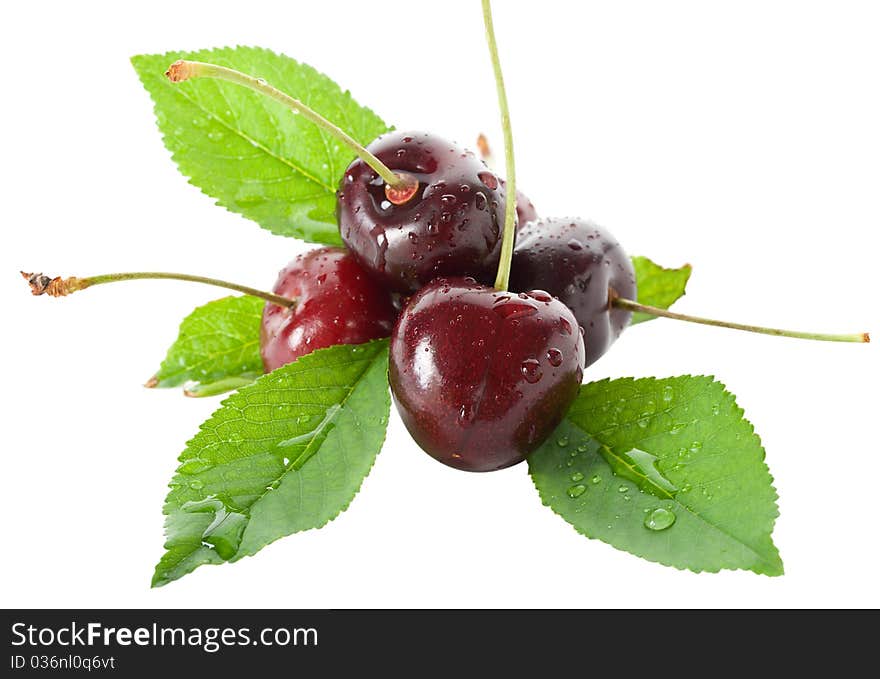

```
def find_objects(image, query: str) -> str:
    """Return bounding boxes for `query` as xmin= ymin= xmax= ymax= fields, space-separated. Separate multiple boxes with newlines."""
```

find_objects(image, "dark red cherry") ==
xmin=389 ymin=278 xmax=585 ymax=472
xmin=337 ymin=131 xmax=507 ymax=294
xmin=261 ymin=247 xmax=397 ymax=372
xmin=510 ymin=218 xmax=636 ymax=367
xmin=515 ymin=190 xmax=539 ymax=226
xmin=500 ymin=180 xmax=538 ymax=226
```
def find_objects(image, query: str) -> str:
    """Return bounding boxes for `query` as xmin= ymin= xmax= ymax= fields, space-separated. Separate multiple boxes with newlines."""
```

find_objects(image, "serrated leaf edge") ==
xmin=153 ymin=295 xmax=263 ymax=390
xmin=131 ymin=46 xmax=389 ymax=243
xmin=630 ymin=256 xmax=693 ymax=325
xmin=531 ymin=374 xmax=783 ymax=576
xmin=152 ymin=340 xmax=391 ymax=587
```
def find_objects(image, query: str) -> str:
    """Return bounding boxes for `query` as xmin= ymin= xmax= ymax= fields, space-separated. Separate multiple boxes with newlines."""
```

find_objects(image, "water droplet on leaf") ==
xmin=567 ymin=484 xmax=586 ymax=498
xmin=644 ymin=508 xmax=676 ymax=531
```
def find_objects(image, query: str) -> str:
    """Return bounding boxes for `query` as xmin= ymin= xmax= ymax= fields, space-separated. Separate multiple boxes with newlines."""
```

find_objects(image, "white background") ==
xmin=2 ymin=0 xmax=878 ymax=608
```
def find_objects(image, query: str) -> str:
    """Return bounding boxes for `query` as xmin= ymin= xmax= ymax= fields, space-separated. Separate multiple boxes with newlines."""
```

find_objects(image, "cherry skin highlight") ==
xmin=510 ymin=218 xmax=637 ymax=367
xmin=389 ymin=278 xmax=585 ymax=472
xmin=337 ymin=131 xmax=507 ymax=294
xmin=260 ymin=247 xmax=398 ymax=372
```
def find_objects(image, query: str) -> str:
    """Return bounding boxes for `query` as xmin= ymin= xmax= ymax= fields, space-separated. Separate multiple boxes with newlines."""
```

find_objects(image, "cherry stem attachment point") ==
xmin=21 ymin=271 xmax=295 ymax=309
xmin=481 ymin=0 xmax=518 ymax=292
xmin=164 ymin=60 xmax=417 ymax=204
xmin=612 ymin=295 xmax=870 ymax=344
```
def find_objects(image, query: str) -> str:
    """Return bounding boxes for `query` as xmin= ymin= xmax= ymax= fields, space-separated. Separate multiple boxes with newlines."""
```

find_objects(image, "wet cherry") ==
xmin=476 ymin=133 xmax=537 ymax=226
xmin=389 ymin=278 xmax=585 ymax=472
xmin=500 ymin=181 xmax=538 ymax=226
xmin=260 ymin=247 xmax=397 ymax=372
xmin=337 ymin=131 xmax=507 ymax=294
xmin=515 ymin=189 xmax=538 ymax=226
xmin=510 ymin=218 xmax=637 ymax=367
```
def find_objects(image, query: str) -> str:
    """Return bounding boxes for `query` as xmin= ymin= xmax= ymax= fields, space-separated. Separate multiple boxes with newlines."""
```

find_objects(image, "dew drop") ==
xmin=618 ymin=485 xmax=629 ymax=493
xmin=567 ymin=238 xmax=584 ymax=251
xmin=477 ymin=171 xmax=498 ymax=189
xmin=662 ymin=385 xmax=674 ymax=403
xmin=644 ymin=508 xmax=676 ymax=531
xmin=521 ymin=358 xmax=543 ymax=383
xmin=189 ymin=479 xmax=204 ymax=490
xmin=570 ymin=472 xmax=585 ymax=482
xmin=556 ymin=435 xmax=570 ymax=448
xmin=474 ymin=192 xmax=488 ymax=210
xmin=179 ymin=459 xmax=212 ymax=474
xmin=547 ymin=348 xmax=563 ymax=366
xmin=567 ymin=484 xmax=587 ymax=499
xmin=591 ymin=475 xmax=601 ymax=484
xmin=494 ymin=301 xmax=538 ymax=320
xmin=559 ymin=317 xmax=573 ymax=335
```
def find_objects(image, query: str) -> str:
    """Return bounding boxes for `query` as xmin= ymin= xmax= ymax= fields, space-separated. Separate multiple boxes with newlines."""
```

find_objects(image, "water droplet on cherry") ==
xmin=521 ymin=358 xmax=542 ymax=383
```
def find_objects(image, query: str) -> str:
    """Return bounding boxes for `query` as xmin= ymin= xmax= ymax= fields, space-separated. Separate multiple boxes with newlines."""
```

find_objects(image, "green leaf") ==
xmin=131 ymin=46 xmax=391 ymax=244
xmin=528 ymin=376 xmax=782 ymax=575
xmin=153 ymin=339 xmax=390 ymax=587
xmin=630 ymin=256 xmax=692 ymax=324
xmin=151 ymin=295 xmax=264 ymax=396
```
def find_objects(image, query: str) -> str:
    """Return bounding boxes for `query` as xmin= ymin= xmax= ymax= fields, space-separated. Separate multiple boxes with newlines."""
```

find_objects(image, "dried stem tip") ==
xmin=21 ymin=272 xmax=86 ymax=297
xmin=476 ymin=133 xmax=491 ymax=159
xmin=165 ymin=60 xmax=198 ymax=83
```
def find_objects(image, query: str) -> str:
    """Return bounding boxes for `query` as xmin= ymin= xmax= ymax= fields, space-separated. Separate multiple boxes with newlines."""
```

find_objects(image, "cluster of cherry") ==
xmin=261 ymin=128 xmax=634 ymax=472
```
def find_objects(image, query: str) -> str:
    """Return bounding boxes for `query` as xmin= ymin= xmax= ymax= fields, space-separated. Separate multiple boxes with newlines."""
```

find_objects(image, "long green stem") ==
xmin=165 ymin=60 xmax=416 ymax=201
xmin=613 ymin=297 xmax=869 ymax=344
xmin=482 ymin=0 xmax=518 ymax=291
xmin=22 ymin=271 xmax=294 ymax=308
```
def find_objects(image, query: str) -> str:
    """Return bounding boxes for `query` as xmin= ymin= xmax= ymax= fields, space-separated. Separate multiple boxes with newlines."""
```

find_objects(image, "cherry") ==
xmin=389 ymin=278 xmax=585 ymax=472
xmin=337 ymin=130 xmax=507 ymax=294
xmin=514 ymin=189 xmax=539 ymax=226
xmin=510 ymin=218 xmax=637 ymax=367
xmin=500 ymin=180 xmax=538 ymax=227
xmin=260 ymin=247 xmax=397 ymax=372
xmin=475 ymin=134 xmax=538 ymax=227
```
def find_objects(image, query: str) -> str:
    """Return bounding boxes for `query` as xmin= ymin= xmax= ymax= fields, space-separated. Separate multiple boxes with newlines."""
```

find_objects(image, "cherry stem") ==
xmin=165 ymin=60 xmax=416 ymax=200
xmin=612 ymin=296 xmax=870 ymax=344
xmin=482 ymin=0 xmax=518 ymax=292
xmin=21 ymin=271 xmax=295 ymax=308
